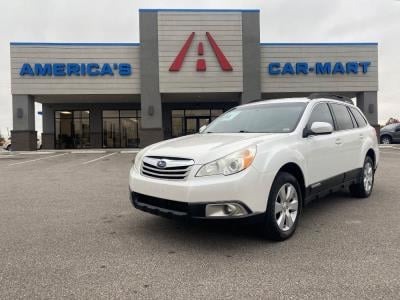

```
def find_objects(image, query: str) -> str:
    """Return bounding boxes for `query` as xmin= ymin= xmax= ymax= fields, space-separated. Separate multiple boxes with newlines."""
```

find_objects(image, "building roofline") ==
xmin=10 ymin=42 xmax=141 ymax=46
xmin=139 ymin=8 xmax=260 ymax=12
xmin=260 ymin=42 xmax=378 ymax=46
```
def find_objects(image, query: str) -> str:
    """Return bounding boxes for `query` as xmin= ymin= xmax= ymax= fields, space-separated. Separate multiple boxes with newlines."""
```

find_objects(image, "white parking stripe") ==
xmin=81 ymin=152 xmax=116 ymax=165
xmin=120 ymin=150 xmax=140 ymax=154
xmin=8 ymin=153 xmax=68 ymax=166
xmin=380 ymin=150 xmax=400 ymax=154
xmin=71 ymin=150 xmax=107 ymax=154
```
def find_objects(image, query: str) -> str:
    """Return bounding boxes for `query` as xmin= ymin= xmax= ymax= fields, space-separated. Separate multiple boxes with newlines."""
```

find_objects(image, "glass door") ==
xmin=185 ymin=117 xmax=210 ymax=135
xmin=55 ymin=110 xmax=90 ymax=149
xmin=171 ymin=109 xmax=224 ymax=137
xmin=102 ymin=110 xmax=141 ymax=148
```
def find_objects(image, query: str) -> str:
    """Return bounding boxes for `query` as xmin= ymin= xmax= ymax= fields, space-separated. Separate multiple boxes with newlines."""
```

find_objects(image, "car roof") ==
xmin=241 ymin=97 xmax=355 ymax=108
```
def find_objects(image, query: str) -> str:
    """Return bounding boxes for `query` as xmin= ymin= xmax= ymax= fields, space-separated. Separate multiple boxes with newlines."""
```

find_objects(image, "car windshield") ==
xmin=204 ymin=102 xmax=307 ymax=133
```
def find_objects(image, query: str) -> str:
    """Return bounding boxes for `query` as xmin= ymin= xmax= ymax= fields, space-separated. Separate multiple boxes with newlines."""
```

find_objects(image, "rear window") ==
xmin=330 ymin=103 xmax=354 ymax=130
xmin=350 ymin=107 xmax=368 ymax=127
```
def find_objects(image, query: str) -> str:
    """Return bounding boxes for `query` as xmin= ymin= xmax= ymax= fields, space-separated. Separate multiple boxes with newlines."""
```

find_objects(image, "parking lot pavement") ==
xmin=0 ymin=151 xmax=399 ymax=299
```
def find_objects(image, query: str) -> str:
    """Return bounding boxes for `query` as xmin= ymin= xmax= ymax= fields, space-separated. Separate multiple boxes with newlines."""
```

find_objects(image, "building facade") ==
xmin=10 ymin=9 xmax=378 ymax=150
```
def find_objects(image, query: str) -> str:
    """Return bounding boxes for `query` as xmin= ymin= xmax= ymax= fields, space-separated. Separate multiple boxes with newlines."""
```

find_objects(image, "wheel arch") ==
xmin=277 ymin=162 xmax=306 ymax=205
xmin=366 ymin=148 xmax=376 ymax=168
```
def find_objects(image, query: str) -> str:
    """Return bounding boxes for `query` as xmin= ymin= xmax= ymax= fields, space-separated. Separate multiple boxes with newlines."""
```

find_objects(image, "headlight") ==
xmin=196 ymin=145 xmax=256 ymax=177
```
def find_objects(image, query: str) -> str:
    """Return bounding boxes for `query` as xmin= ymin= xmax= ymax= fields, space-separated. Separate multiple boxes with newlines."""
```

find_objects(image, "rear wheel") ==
xmin=380 ymin=136 xmax=392 ymax=144
xmin=349 ymin=156 xmax=374 ymax=198
xmin=6 ymin=144 xmax=11 ymax=151
xmin=263 ymin=172 xmax=302 ymax=241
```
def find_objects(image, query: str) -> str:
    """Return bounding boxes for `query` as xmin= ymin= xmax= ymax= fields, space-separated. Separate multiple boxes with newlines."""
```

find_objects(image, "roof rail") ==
xmin=308 ymin=93 xmax=354 ymax=104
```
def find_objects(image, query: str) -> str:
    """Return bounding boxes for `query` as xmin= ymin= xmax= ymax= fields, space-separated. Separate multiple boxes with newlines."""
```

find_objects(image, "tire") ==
xmin=349 ymin=156 xmax=375 ymax=198
xmin=380 ymin=135 xmax=392 ymax=144
xmin=6 ymin=144 xmax=11 ymax=151
xmin=263 ymin=172 xmax=302 ymax=241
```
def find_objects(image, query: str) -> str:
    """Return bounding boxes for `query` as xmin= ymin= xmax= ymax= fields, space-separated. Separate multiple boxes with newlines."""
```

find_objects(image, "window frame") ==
xmin=54 ymin=109 xmax=91 ymax=149
xmin=328 ymin=102 xmax=356 ymax=131
xmin=171 ymin=108 xmax=225 ymax=138
xmin=101 ymin=109 xmax=141 ymax=148
xmin=349 ymin=107 xmax=369 ymax=128
xmin=306 ymin=102 xmax=336 ymax=131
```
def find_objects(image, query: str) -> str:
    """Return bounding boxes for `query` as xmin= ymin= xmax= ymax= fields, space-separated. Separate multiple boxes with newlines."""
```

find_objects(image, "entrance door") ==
xmin=55 ymin=111 xmax=90 ymax=149
xmin=185 ymin=117 xmax=210 ymax=135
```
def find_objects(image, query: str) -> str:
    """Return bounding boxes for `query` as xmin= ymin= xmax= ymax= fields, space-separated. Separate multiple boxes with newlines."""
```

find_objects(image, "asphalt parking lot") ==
xmin=0 ymin=148 xmax=399 ymax=299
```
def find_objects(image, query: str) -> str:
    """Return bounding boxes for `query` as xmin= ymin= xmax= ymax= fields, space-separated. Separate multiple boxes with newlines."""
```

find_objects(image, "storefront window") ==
xmin=55 ymin=110 xmax=90 ymax=149
xmin=171 ymin=109 xmax=224 ymax=137
xmin=102 ymin=110 xmax=141 ymax=148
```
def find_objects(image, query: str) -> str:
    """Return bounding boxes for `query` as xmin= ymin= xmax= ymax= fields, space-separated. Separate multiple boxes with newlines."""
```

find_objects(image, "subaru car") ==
xmin=129 ymin=95 xmax=379 ymax=241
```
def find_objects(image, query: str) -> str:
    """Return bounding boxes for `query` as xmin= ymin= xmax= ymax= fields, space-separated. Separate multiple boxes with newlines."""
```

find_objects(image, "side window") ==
xmin=350 ymin=107 xmax=368 ymax=127
xmin=307 ymin=103 xmax=334 ymax=128
xmin=347 ymin=107 xmax=358 ymax=128
xmin=330 ymin=103 xmax=354 ymax=130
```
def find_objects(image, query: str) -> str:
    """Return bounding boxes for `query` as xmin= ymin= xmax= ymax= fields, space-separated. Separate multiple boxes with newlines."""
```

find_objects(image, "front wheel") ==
xmin=263 ymin=172 xmax=302 ymax=241
xmin=380 ymin=136 xmax=391 ymax=144
xmin=349 ymin=156 xmax=375 ymax=198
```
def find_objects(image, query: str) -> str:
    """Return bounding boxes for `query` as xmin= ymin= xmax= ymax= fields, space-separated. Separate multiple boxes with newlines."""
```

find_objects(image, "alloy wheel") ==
xmin=274 ymin=183 xmax=299 ymax=232
xmin=363 ymin=162 xmax=374 ymax=194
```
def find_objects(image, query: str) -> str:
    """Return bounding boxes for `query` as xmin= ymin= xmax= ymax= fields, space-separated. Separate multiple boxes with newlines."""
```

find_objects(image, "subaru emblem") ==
xmin=157 ymin=160 xmax=167 ymax=168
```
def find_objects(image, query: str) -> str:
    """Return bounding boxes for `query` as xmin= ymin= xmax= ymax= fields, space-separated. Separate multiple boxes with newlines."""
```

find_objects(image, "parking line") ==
xmin=81 ymin=152 xmax=116 ymax=165
xmin=8 ymin=153 xmax=68 ymax=166
xmin=380 ymin=150 xmax=400 ymax=155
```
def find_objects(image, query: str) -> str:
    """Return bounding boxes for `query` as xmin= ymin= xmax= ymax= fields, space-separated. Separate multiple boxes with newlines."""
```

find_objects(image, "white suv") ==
xmin=129 ymin=95 xmax=379 ymax=240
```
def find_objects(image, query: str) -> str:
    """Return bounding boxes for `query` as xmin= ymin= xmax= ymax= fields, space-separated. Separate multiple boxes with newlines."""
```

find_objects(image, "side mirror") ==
xmin=199 ymin=125 xmax=207 ymax=133
xmin=310 ymin=122 xmax=333 ymax=135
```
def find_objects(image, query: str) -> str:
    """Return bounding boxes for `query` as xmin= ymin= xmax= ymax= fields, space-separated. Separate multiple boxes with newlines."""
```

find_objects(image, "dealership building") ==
xmin=10 ymin=9 xmax=378 ymax=150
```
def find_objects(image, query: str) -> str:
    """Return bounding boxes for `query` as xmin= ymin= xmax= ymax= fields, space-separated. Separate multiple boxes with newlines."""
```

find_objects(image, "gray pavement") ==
xmin=0 ymin=149 xmax=399 ymax=299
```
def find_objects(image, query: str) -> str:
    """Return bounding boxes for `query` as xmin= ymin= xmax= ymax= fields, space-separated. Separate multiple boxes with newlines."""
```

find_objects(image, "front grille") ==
xmin=141 ymin=156 xmax=194 ymax=180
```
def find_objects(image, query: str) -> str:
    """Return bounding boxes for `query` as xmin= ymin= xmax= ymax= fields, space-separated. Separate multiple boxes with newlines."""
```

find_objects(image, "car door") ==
xmin=393 ymin=124 xmax=400 ymax=142
xmin=305 ymin=102 xmax=341 ymax=185
xmin=329 ymin=103 xmax=360 ymax=174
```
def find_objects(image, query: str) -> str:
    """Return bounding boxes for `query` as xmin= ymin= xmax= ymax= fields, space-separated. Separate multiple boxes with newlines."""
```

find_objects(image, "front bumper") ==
xmin=129 ymin=164 xmax=274 ymax=213
xmin=130 ymin=192 xmax=265 ymax=223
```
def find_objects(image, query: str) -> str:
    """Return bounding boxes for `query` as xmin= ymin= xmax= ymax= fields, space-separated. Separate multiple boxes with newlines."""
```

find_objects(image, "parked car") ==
xmin=380 ymin=123 xmax=400 ymax=144
xmin=129 ymin=95 xmax=379 ymax=241
xmin=2 ymin=138 xmax=12 ymax=151
xmin=2 ymin=137 xmax=42 ymax=151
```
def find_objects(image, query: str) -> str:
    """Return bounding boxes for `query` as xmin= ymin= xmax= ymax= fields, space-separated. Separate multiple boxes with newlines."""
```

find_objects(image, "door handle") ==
xmin=360 ymin=134 xmax=364 ymax=140
xmin=335 ymin=138 xmax=342 ymax=145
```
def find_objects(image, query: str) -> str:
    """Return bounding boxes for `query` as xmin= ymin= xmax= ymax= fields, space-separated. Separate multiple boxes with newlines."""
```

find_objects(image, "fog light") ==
xmin=205 ymin=203 xmax=247 ymax=217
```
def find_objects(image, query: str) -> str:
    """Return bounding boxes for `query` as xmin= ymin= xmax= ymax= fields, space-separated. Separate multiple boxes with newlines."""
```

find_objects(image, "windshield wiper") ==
xmin=238 ymin=130 xmax=251 ymax=133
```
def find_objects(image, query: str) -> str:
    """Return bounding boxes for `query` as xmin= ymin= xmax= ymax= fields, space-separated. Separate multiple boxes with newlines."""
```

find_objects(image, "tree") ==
xmin=385 ymin=118 xmax=400 ymax=126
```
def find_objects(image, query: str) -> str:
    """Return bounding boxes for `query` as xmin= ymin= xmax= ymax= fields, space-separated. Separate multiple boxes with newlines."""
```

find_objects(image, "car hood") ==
xmin=143 ymin=133 xmax=286 ymax=164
